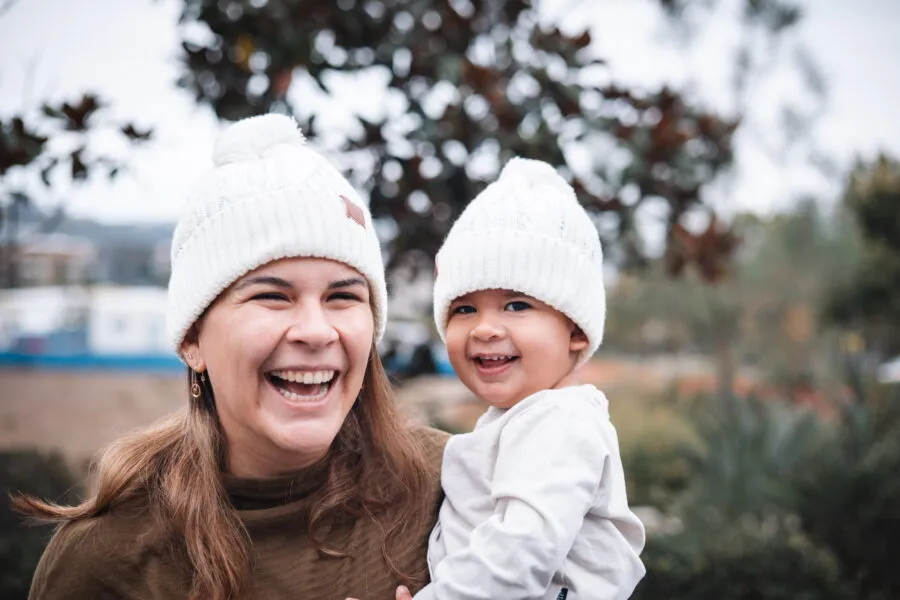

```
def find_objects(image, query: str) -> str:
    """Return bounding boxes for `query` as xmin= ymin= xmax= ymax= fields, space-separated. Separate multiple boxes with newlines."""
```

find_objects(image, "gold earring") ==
xmin=190 ymin=370 xmax=202 ymax=399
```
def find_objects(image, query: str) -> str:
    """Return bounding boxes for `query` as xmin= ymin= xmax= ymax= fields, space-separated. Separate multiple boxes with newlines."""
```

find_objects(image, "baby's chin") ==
xmin=480 ymin=391 xmax=527 ymax=410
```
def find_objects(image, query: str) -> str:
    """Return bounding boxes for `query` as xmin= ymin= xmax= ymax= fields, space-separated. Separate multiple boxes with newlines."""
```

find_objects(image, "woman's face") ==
xmin=182 ymin=257 xmax=374 ymax=477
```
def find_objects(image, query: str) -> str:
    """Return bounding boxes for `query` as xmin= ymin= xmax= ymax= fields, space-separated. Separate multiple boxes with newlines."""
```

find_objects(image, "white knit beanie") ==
xmin=166 ymin=114 xmax=387 ymax=355
xmin=433 ymin=157 xmax=605 ymax=364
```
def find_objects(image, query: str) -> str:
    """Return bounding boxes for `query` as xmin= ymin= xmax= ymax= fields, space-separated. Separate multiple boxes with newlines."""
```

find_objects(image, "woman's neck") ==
xmin=226 ymin=444 xmax=328 ymax=479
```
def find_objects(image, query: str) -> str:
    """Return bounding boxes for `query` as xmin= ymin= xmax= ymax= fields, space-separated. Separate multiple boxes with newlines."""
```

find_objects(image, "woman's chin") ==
xmin=259 ymin=410 xmax=344 ymax=466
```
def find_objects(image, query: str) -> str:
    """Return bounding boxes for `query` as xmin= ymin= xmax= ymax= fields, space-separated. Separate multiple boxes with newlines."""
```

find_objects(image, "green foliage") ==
xmin=632 ymin=372 xmax=900 ymax=598
xmin=825 ymin=154 xmax=900 ymax=353
xmin=623 ymin=441 xmax=693 ymax=508
xmin=618 ymin=400 xmax=697 ymax=508
xmin=675 ymin=393 xmax=831 ymax=528
xmin=635 ymin=524 xmax=857 ymax=600
xmin=794 ymin=373 xmax=900 ymax=599
xmin=0 ymin=450 xmax=81 ymax=600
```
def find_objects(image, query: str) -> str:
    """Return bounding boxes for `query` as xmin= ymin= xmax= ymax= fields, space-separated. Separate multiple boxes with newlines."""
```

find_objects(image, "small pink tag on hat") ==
xmin=341 ymin=195 xmax=366 ymax=229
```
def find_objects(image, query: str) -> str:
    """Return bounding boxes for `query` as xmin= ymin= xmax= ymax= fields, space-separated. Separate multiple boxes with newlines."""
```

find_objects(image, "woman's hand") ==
xmin=345 ymin=584 xmax=413 ymax=600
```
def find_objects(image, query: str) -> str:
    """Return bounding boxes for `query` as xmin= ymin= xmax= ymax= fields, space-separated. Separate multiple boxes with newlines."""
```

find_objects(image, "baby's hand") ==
xmin=345 ymin=585 xmax=412 ymax=600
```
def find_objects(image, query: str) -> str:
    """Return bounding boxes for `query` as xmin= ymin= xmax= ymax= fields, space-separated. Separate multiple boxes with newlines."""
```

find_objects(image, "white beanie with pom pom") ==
xmin=166 ymin=114 xmax=387 ymax=354
xmin=433 ymin=157 xmax=606 ymax=364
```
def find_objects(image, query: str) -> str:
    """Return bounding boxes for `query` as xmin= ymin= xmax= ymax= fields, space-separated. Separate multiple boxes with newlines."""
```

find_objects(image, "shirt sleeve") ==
xmin=419 ymin=396 xmax=616 ymax=600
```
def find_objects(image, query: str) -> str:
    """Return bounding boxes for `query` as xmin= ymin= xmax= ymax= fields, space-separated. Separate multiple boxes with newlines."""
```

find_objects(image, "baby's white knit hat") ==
xmin=166 ymin=114 xmax=387 ymax=354
xmin=433 ymin=157 xmax=605 ymax=364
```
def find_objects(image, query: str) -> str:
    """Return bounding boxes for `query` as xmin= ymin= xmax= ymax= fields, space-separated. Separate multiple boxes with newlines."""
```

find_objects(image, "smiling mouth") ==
xmin=473 ymin=355 xmax=519 ymax=368
xmin=267 ymin=369 xmax=336 ymax=402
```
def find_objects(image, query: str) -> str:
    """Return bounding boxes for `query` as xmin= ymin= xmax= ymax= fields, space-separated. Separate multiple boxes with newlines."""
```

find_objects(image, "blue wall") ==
xmin=0 ymin=351 xmax=183 ymax=372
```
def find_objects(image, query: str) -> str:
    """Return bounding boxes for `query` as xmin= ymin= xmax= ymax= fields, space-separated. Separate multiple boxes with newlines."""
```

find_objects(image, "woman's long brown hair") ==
xmin=13 ymin=347 xmax=431 ymax=599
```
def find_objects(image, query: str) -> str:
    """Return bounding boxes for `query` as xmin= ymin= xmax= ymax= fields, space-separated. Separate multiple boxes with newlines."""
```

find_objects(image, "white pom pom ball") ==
xmin=212 ymin=114 xmax=306 ymax=167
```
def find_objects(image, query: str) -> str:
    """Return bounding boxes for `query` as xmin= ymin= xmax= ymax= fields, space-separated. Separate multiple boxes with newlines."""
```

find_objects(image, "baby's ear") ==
xmin=569 ymin=325 xmax=589 ymax=353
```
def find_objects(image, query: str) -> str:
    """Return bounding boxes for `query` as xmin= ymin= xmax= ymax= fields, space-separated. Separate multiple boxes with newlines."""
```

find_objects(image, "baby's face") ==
xmin=444 ymin=289 xmax=587 ymax=409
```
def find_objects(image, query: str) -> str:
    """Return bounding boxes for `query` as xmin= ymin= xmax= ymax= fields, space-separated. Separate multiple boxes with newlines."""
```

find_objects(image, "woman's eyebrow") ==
xmin=328 ymin=277 xmax=367 ymax=290
xmin=233 ymin=275 xmax=292 ymax=291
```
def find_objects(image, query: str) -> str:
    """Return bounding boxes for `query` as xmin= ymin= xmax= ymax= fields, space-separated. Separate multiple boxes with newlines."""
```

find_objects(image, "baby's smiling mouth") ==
xmin=472 ymin=354 xmax=519 ymax=368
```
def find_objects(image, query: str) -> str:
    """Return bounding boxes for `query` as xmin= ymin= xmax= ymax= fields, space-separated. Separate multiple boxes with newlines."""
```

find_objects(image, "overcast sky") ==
xmin=0 ymin=0 xmax=898 ymax=225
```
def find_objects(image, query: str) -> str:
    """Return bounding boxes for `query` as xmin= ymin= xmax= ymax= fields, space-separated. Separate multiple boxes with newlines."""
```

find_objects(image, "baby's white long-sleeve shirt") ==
xmin=415 ymin=385 xmax=645 ymax=600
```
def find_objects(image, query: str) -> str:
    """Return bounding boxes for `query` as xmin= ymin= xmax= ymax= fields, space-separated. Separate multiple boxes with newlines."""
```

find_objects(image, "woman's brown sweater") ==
xmin=29 ymin=427 xmax=448 ymax=600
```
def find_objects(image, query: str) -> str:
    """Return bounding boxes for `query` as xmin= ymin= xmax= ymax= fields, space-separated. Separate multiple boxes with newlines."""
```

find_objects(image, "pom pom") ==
xmin=212 ymin=114 xmax=305 ymax=167
xmin=497 ymin=157 xmax=575 ymax=200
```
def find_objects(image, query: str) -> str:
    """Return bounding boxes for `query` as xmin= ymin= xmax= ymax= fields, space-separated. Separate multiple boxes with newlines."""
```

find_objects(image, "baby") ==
xmin=416 ymin=158 xmax=646 ymax=599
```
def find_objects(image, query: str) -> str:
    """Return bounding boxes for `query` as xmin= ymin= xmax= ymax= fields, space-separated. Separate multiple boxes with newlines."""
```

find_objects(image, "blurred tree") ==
xmin=175 ymin=0 xmax=758 ymax=273
xmin=0 ymin=96 xmax=152 ymax=288
xmin=654 ymin=0 xmax=828 ymax=396
xmin=825 ymin=154 xmax=900 ymax=356
xmin=737 ymin=201 xmax=861 ymax=390
xmin=605 ymin=202 xmax=862 ymax=394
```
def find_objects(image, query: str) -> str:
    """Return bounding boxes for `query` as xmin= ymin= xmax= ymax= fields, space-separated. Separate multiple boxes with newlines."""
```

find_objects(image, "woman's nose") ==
xmin=285 ymin=305 xmax=339 ymax=347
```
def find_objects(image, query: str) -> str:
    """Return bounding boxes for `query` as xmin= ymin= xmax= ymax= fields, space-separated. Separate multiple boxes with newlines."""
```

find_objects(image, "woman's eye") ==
xmin=329 ymin=292 xmax=363 ymax=302
xmin=506 ymin=301 xmax=531 ymax=312
xmin=451 ymin=305 xmax=476 ymax=315
xmin=251 ymin=292 xmax=288 ymax=302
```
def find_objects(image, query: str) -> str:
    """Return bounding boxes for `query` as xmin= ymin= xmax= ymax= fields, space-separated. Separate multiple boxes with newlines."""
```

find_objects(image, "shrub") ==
xmin=674 ymin=393 xmax=831 ymax=527
xmin=794 ymin=376 xmax=900 ymax=599
xmin=0 ymin=449 xmax=82 ymax=600
xmin=634 ymin=523 xmax=857 ymax=600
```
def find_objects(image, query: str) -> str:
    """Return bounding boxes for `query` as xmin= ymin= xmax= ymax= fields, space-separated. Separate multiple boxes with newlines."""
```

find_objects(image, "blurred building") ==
xmin=0 ymin=286 xmax=89 ymax=354
xmin=91 ymin=238 xmax=171 ymax=287
xmin=0 ymin=285 xmax=170 ymax=359
xmin=17 ymin=233 xmax=96 ymax=287
xmin=3 ymin=209 xmax=174 ymax=289
xmin=87 ymin=286 xmax=169 ymax=355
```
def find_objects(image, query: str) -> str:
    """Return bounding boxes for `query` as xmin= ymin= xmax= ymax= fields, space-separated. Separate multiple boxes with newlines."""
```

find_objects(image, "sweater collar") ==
xmin=222 ymin=457 xmax=330 ymax=511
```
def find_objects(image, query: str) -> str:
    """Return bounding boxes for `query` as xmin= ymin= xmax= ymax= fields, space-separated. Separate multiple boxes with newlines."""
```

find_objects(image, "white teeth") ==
xmin=276 ymin=384 xmax=329 ymax=402
xmin=270 ymin=369 xmax=335 ymax=384
xmin=478 ymin=356 xmax=513 ymax=361
xmin=269 ymin=370 xmax=335 ymax=403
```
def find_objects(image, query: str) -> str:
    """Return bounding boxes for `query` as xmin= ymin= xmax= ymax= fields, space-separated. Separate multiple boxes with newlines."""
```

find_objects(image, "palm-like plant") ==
xmin=794 ymin=364 xmax=900 ymax=599
xmin=675 ymin=393 xmax=831 ymax=530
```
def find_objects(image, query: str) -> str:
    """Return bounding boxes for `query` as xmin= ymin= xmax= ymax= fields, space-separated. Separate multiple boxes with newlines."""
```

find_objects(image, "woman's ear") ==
xmin=569 ymin=325 xmax=589 ymax=354
xmin=180 ymin=325 xmax=206 ymax=372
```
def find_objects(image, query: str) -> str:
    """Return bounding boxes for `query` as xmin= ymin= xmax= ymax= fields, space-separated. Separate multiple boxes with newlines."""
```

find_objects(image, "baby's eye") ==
xmin=451 ymin=305 xmax=476 ymax=315
xmin=505 ymin=301 xmax=531 ymax=312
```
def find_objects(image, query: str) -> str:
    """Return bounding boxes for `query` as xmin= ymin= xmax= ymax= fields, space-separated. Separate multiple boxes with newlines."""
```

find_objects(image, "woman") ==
xmin=16 ymin=114 xmax=447 ymax=600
